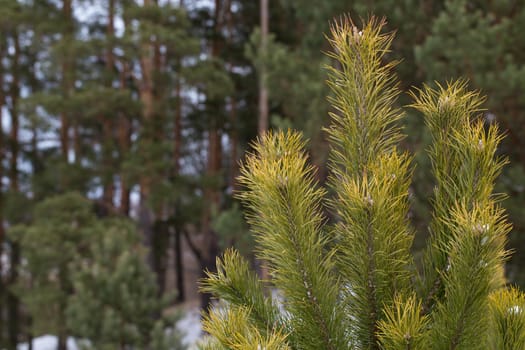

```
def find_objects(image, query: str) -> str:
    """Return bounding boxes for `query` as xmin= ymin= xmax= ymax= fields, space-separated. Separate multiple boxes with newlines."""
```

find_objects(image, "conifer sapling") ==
xmin=200 ymin=16 xmax=525 ymax=350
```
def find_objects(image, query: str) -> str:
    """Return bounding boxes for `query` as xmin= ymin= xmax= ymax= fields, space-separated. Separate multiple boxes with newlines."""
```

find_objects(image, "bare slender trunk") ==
xmin=138 ymin=0 xmax=156 ymax=244
xmin=101 ymin=0 xmax=116 ymax=211
xmin=60 ymin=0 xmax=73 ymax=163
xmin=137 ymin=0 xmax=166 ymax=295
xmin=118 ymin=112 xmax=131 ymax=216
xmin=226 ymin=1 xmax=239 ymax=193
xmin=0 ymin=35 xmax=5 ymax=346
xmin=57 ymin=268 xmax=68 ymax=350
xmin=172 ymin=22 xmax=184 ymax=301
xmin=118 ymin=58 xmax=131 ymax=216
xmin=7 ymin=30 xmax=21 ymax=350
xmin=174 ymin=75 xmax=182 ymax=177
xmin=229 ymin=98 xmax=239 ymax=192
xmin=173 ymin=223 xmax=184 ymax=303
xmin=152 ymin=0 xmax=169 ymax=296
xmin=199 ymin=0 xmax=224 ymax=312
xmin=117 ymin=5 xmax=133 ymax=217
xmin=258 ymin=0 xmax=269 ymax=135
xmin=258 ymin=0 xmax=270 ymax=282
xmin=57 ymin=2 xmax=73 ymax=345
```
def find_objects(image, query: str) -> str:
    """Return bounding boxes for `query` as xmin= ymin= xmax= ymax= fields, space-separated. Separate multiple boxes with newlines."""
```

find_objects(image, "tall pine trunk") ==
xmin=172 ymin=10 xmax=184 ymax=301
xmin=138 ymin=0 xmax=156 ymax=268
xmin=258 ymin=0 xmax=269 ymax=134
xmin=58 ymin=1 xmax=74 ymax=346
xmin=226 ymin=0 xmax=239 ymax=193
xmin=257 ymin=0 xmax=270 ymax=283
xmin=7 ymin=29 xmax=21 ymax=350
xmin=0 ymin=31 xmax=5 ymax=348
xmin=118 ymin=63 xmax=131 ymax=216
xmin=101 ymin=0 xmax=116 ymax=212
xmin=137 ymin=0 xmax=170 ymax=297
xmin=59 ymin=0 xmax=73 ymax=165
xmin=199 ymin=0 xmax=223 ymax=311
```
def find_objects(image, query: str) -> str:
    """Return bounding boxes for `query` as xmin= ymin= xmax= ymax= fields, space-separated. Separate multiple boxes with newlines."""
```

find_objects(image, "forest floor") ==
xmin=15 ymin=300 xmax=203 ymax=350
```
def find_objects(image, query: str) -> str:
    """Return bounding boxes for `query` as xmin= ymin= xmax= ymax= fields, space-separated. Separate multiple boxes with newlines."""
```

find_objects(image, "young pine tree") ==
xmin=8 ymin=193 xmax=98 ymax=350
xmin=67 ymin=219 xmax=184 ymax=350
xmin=10 ymin=193 xmax=184 ymax=350
xmin=200 ymin=17 xmax=525 ymax=350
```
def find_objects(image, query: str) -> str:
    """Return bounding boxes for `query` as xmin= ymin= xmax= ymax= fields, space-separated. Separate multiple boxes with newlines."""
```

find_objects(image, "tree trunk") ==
xmin=138 ymin=0 xmax=155 ymax=231
xmin=7 ymin=29 xmax=21 ymax=350
xmin=117 ymin=4 xmax=133 ymax=217
xmin=7 ymin=246 xmax=19 ymax=350
xmin=229 ymin=98 xmax=239 ymax=192
xmin=226 ymin=0 xmax=239 ymax=193
xmin=173 ymin=17 xmax=184 ymax=300
xmin=151 ymin=0 xmax=169 ymax=296
xmin=57 ymin=266 xmax=69 ymax=350
xmin=199 ymin=0 xmax=224 ymax=312
xmin=118 ymin=113 xmax=131 ymax=216
xmin=173 ymin=222 xmax=185 ymax=303
xmin=199 ymin=233 xmax=219 ymax=311
xmin=258 ymin=0 xmax=269 ymax=135
xmin=60 ymin=0 xmax=73 ymax=163
xmin=139 ymin=0 xmax=166 ymax=294
xmin=0 ymin=33 xmax=5 ymax=347
xmin=173 ymin=65 xmax=182 ymax=178
xmin=118 ymin=60 xmax=131 ymax=216
xmin=101 ymin=0 xmax=116 ymax=212
xmin=258 ymin=0 xmax=270 ymax=283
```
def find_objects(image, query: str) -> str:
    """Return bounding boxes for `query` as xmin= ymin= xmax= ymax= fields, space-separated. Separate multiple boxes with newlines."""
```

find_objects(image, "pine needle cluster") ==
xmin=200 ymin=16 xmax=525 ymax=350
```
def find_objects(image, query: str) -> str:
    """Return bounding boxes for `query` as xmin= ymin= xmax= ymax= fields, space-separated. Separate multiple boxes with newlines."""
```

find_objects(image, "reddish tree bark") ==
xmin=258 ymin=0 xmax=269 ymax=135
xmin=172 ymin=4 xmax=185 ymax=301
xmin=59 ymin=0 xmax=73 ymax=165
xmin=101 ymin=0 xmax=116 ymax=212
xmin=0 ymin=33 xmax=5 ymax=347
xmin=6 ymin=30 xmax=21 ymax=350
xmin=199 ymin=0 xmax=224 ymax=311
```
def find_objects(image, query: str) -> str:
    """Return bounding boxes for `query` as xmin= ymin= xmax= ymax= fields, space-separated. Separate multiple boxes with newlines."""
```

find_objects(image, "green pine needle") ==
xmin=489 ymin=287 xmax=525 ymax=350
xmin=200 ymin=15 xmax=520 ymax=350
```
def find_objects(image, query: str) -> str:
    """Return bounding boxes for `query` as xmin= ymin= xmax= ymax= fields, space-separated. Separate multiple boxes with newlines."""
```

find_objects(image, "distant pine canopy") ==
xmin=200 ymin=16 xmax=525 ymax=350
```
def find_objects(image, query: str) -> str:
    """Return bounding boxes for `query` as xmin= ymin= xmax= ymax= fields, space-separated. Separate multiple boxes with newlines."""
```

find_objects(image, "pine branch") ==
xmin=378 ymin=294 xmax=430 ymax=350
xmin=325 ymin=16 xmax=404 ymax=178
xmin=199 ymin=15 xmax=521 ymax=350
xmin=428 ymin=203 xmax=510 ymax=349
xmin=202 ymin=306 xmax=290 ymax=350
xmin=200 ymin=249 xmax=282 ymax=336
xmin=411 ymin=81 xmax=508 ymax=313
xmin=489 ymin=287 xmax=525 ymax=350
xmin=237 ymin=130 xmax=347 ymax=350
xmin=325 ymin=16 xmax=414 ymax=349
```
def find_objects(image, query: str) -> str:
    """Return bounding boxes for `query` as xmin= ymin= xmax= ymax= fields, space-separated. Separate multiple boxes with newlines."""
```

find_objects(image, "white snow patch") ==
xmin=509 ymin=305 xmax=523 ymax=315
xmin=10 ymin=308 xmax=203 ymax=350
xmin=177 ymin=307 xmax=202 ymax=348
xmin=1 ymin=251 xmax=9 ymax=277
xmin=17 ymin=335 xmax=79 ymax=350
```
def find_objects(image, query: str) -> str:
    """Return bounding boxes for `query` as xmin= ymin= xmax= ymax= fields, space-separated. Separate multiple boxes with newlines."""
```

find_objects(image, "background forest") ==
xmin=0 ymin=0 xmax=525 ymax=349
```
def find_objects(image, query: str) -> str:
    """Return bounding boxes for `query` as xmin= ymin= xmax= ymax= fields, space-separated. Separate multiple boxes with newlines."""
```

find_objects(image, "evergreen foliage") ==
xmin=200 ymin=17 xmax=525 ymax=349
xmin=414 ymin=0 xmax=525 ymax=286
xmin=67 ymin=219 xmax=184 ymax=350
xmin=9 ymin=193 xmax=183 ymax=349
xmin=8 ymin=193 xmax=97 ymax=340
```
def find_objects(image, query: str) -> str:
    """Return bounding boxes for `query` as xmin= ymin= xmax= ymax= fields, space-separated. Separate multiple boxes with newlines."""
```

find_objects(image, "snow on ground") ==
xmin=15 ymin=307 xmax=203 ymax=350
xmin=17 ymin=336 xmax=79 ymax=350
xmin=177 ymin=306 xmax=203 ymax=348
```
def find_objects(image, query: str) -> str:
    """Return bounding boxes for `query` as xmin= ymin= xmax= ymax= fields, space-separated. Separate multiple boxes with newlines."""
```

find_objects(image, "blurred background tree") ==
xmin=66 ymin=218 xmax=184 ymax=350
xmin=0 ymin=0 xmax=524 ymax=348
xmin=8 ymin=193 xmax=97 ymax=350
